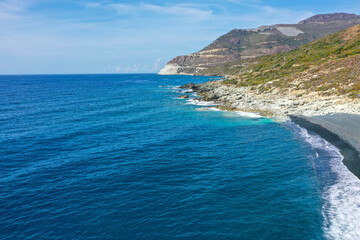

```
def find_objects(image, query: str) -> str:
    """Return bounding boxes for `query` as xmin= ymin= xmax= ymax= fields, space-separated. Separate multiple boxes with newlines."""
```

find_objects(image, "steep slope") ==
xmin=159 ymin=13 xmax=360 ymax=75
xmin=204 ymin=24 xmax=360 ymax=98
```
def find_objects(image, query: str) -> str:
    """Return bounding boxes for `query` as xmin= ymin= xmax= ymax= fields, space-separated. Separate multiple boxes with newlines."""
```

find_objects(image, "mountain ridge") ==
xmin=298 ymin=13 xmax=360 ymax=24
xmin=159 ymin=13 xmax=360 ymax=75
xmin=203 ymin=23 xmax=360 ymax=98
xmin=178 ymin=23 xmax=360 ymax=119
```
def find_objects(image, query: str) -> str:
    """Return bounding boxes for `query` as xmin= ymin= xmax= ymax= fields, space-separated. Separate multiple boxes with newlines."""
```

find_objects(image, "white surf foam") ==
xmin=291 ymin=123 xmax=360 ymax=240
xmin=180 ymin=89 xmax=193 ymax=93
xmin=161 ymin=85 xmax=194 ymax=94
xmin=185 ymin=99 xmax=219 ymax=106
xmin=208 ymin=107 xmax=222 ymax=111
xmin=195 ymin=107 xmax=264 ymax=119
xmin=175 ymin=87 xmax=193 ymax=94
xmin=322 ymin=159 xmax=360 ymax=240
xmin=234 ymin=111 xmax=262 ymax=118
xmin=195 ymin=107 xmax=222 ymax=112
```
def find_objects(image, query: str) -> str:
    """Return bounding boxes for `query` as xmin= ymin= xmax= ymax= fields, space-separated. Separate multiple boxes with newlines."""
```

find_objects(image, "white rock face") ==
xmin=158 ymin=64 xmax=180 ymax=75
xmin=276 ymin=27 xmax=304 ymax=36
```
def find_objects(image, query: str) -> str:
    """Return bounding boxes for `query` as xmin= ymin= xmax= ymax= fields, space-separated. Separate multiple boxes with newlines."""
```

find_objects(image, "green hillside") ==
xmin=202 ymin=24 xmax=360 ymax=98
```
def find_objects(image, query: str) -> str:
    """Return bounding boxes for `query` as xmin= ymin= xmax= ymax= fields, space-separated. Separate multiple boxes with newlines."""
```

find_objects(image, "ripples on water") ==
xmin=0 ymin=74 xmax=359 ymax=239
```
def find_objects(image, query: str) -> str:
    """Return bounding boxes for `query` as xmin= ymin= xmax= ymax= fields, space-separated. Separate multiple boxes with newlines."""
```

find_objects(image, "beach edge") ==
xmin=290 ymin=114 xmax=360 ymax=179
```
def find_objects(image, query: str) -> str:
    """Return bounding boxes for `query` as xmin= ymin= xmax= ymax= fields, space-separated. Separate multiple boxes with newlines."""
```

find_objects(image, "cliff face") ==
xmin=159 ymin=13 xmax=360 ymax=75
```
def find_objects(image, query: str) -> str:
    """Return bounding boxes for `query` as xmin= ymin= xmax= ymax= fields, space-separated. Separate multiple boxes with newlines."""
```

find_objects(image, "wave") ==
xmin=234 ymin=111 xmax=262 ymax=118
xmin=289 ymin=122 xmax=360 ymax=240
xmin=160 ymin=85 xmax=195 ymax=94
xmin=207 ymin=107 xmax=222 ymax=112
xmin=180 ymin=89 xmax=194 ymax=93
xmin=185 ymin=99 xmax=219 ymax=106
xmin=195 ymin=107 xmax=222 ymax=112
xmin=195 ymin=107 xmax=264 ymax=119
xmin=322 ymin=158 xmax=360 ymax=239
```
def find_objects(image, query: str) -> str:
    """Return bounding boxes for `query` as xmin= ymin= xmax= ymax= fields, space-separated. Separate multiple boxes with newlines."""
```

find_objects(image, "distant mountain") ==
xmin=298 ymin=13 xmax=360 ymax=24
xmin=159 ymin=13 xmax=360 ymax=75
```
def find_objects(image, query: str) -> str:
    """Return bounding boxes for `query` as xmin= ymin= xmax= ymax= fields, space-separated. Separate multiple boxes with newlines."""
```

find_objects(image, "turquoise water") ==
xmin=0 ymin=74 xmax=357 ymax=239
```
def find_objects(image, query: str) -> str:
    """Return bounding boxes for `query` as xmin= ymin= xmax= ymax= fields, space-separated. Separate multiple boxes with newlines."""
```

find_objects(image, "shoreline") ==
xmin=180 ymin=81 xmax=360 ymax=120
xmin=291 ymin=114 xmax=360 ymax=179
xmin=180 ymin=82 xmax=360 ymax=179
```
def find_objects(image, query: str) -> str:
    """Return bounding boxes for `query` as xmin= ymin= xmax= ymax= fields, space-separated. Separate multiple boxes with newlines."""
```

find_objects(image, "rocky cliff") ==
xmin=159 ymin=13 xmax=360 ymax=75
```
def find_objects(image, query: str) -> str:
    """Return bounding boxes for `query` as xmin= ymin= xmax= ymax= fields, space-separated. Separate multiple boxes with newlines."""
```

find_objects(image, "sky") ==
xmin=0 ymin=0 xmax=359 ymax=74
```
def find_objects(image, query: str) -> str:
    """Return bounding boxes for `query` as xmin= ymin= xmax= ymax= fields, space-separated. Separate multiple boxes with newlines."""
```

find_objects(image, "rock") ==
xmin=185 ymin=81 xmax=360 ymax=120
xmin=180 ymin=83 xmax=197 ymax=90
xmin=179 ymin=95 xmax=189 ymax=99
xmin=206 ymin=93 xmax=217 ymax=100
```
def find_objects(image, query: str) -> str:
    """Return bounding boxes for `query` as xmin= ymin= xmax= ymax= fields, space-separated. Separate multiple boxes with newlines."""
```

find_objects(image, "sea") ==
xmin=1 ymin=74 xmax=360 ymax=240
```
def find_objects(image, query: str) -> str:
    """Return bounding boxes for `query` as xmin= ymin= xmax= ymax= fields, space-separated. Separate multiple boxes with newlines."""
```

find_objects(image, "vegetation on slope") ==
xmin=201 ymin=24 xmax=360 ymax=98
xmin=160 ymin=13 xmax=360 ymax=75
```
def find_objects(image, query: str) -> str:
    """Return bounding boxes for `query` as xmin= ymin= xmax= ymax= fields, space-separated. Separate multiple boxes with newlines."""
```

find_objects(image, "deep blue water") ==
xmin=0 ymin=74 xmax=355 ymax=239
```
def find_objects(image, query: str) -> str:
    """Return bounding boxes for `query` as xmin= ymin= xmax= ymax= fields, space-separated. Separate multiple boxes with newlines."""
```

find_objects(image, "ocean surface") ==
xmin=1 ymin=74 xmax=359 ymax=239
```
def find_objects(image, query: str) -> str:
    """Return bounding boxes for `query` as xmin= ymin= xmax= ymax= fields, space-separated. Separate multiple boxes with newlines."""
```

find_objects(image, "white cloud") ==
xmin=0 ymin=0 xmax=29 ymax=20
xmin=225 ymin=5 xmax=314 ymax=27
xmin=84 ymin=2 xmax=101 ymax=8
xmin=260 ymin=5 xmax=314 ymax=23
xmin=226 ymin=0 xmax=261 ymax=5
xmin=141 ymin=3 xmax=213 ymax=20
xmin=152 ymin=57 xmax=163 ymax=72
xmin=115 ymin=65 xmax=122 ymax=73
xmin=87 ymin=2 xmax=213 ymax=21
xmin=107 ymin=3 xmax=132 ymax=13
xmin=124 ymin=64 xmax=140 ymax=73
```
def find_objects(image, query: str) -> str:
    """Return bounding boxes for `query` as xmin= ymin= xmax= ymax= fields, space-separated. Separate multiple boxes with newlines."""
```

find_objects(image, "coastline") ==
xmin=181 ymin=81 xmax=360 ymax=120
xmin=291 ymin=114 xmax=360 ymax=179
xmin=180 ymin=81 xmax=360 ymax=179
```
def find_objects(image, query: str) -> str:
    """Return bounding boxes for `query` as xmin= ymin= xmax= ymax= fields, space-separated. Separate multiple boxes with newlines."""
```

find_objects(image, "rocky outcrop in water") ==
xmin=178 ymin=95 xmax=189 ymax=99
